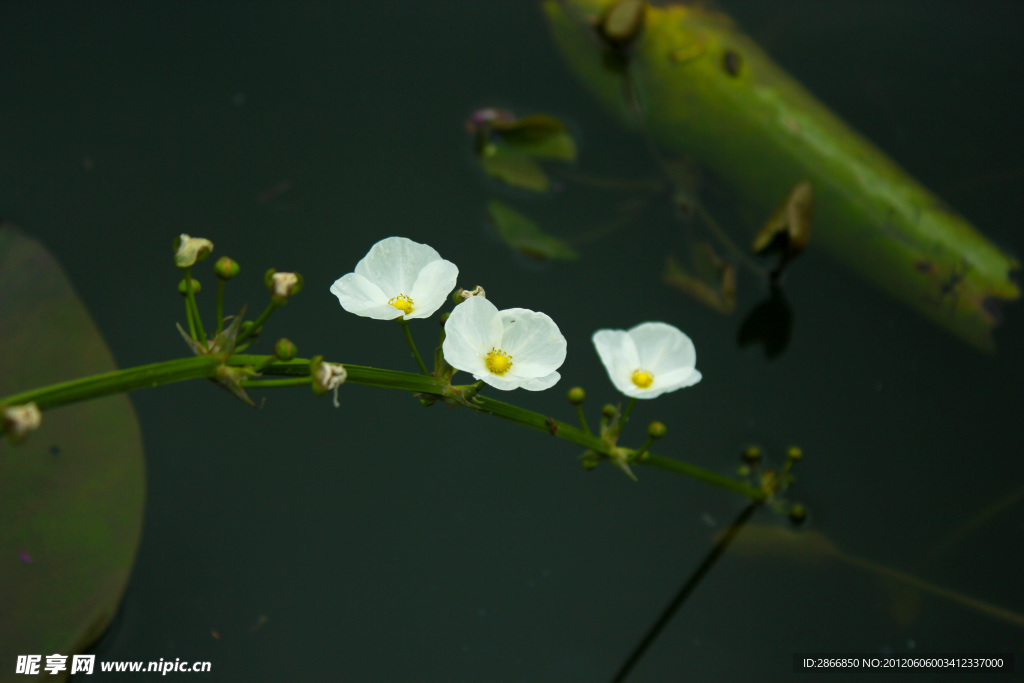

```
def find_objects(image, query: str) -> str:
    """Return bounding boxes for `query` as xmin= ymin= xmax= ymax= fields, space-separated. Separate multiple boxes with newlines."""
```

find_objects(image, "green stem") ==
xmin=215 ymin=280 xmax=226 ymax=335
xmin=631 ymin=436 xmax=656 ymax=462
xmin=642 ymin=453 xmax=765 ymax=501
xmin=0 ymin=356 xmax=222 ymax=413
xmin=1 ymin=351 xmax=764 ymax=502
xmin=241 ymin=377 xmax=312 ymax=388
xmin=183 ymin=268 xmax=208 ymax=345
xmin=235 ymin=356 xmax=445 ymax=394
xmin=246 ymin=357 xmax=762 ymax=500
xmin=575 ymin=404 xmax=592 ymax=435
xmin=182 ymin=289 xmax=197 ymax=341
xmin=399 ymin=319 xmax=429 ymax=375
xmin=235 ymin=301 xmax=278 ymax=346
xmin=619 ymin=397 xmax=637 ymax=434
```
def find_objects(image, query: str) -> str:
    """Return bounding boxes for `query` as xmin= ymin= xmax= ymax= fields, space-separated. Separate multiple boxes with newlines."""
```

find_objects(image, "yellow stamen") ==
xmin=485 ymin=348 xmax=513 ymax=375
xmin=631 ymin=369 xmax=654 ymax=389
xmin=388 ymin=294 xmax=414 ymax=314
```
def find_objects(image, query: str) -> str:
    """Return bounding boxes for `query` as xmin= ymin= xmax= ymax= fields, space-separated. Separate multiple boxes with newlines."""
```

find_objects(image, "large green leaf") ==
xmin=487 ymin=200 xmax=579 ymax=261
xmin=544 ymin=0 xmax=1020 ymax=350
xmin=0 ymin=224 xmax=145 ymax=679
xmin=471 ymin=111 xmax=578 ymax=193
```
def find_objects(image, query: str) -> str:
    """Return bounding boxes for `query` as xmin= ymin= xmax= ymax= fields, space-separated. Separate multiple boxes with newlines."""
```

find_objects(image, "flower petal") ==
xmin=473 ymin=372 xmax=524 ymax=391
xmin=592 ymin=329 xmax=640 ymax=395
xmin=442 ymin=296 xmax=503 ymax=377
xmin=496 ymin=308 xmax=567 ymax=378
xmin=655 ymin=367 xmax=702 ymax=394
xmin=354 ymin=236 xmax=444 ymax=296
xmin=519 ymin=371 xmax=561 ymax=391
xmin=407 ymin=258 xmax=459 ymax=319
xmin=330 ymin=273 xmax=402 ymax=320
xmin=630 ymin=322 xmax=696 ymax=375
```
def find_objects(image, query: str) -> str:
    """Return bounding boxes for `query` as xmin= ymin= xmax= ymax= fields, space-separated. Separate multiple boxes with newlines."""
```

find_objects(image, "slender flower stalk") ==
xmin=215 ymin=279 xmax=226 ymax=335
xmin=182 ymin=268 xmax=208 ymax=345
xmin=575 ymin=404 xmax=592 ymax=435
xmin=235 ymin=302 xmax=277 ymax=346
xmin=399 ymin=319 xmax=429 ymax=374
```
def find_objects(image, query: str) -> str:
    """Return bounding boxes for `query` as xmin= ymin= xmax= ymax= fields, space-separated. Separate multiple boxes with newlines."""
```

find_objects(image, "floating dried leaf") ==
xmin=663 ymin=244 xmax=735 ymax=314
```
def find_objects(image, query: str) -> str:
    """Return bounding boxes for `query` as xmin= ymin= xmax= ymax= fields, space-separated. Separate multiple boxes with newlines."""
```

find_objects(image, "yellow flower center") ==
xmin=388 ymin=294 xmax=414 ymax=314
xmin=485 ymin=348 xmax=514 ymax=375
xmin=631 ymin=369 xmax=654 ymax=389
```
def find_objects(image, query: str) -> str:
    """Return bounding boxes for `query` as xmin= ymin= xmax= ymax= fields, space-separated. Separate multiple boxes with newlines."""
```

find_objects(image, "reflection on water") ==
xmin=0 ymin=1 xmax=1022 ymax=680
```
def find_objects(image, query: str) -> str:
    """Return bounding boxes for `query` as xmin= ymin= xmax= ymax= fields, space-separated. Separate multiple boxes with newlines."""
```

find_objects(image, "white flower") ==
xmin=459 ymin=285 xmax=486 ymax=300
xmin=3 ymin=402 xmax=42 ymax=439
xmin=592 ymin=322 xmax=702 ymax=399
xmin=330 ymin=237 xmax=458 ymax=320
xmin=314 ymin=361 xmax=348 ymax=408
xmin=174 ymin=234 xmax=214 ymax=268
xmin=271 ymin=272 xmax=299 ymax=298
xmin=315 ymin=361 xmax=347 ymax=392
xmin=442 ymin=296 xmax=566 ymax=391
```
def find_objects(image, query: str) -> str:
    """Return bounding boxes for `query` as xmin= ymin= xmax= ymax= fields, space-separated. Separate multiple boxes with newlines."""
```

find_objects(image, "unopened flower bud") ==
xmin=274 ymin=338 xmax=297 ymax=361
xmin=787 ymin=446 xmax=803 ymax=462
xmin=647 ymin=421 xmax=666 ymax=439
xmin=601 ymin=404 xmax=617 ymax=419
xmin=214 ymin=256 xmax=240 ymax=280
xmin=788 ymin=503 xmax=808 ymax=525
xmin=174 ymin=234 xmax=214 ymax=268
xmin=567 ymin=387 xmax=586 ymax=405
xmin=742 ymin=445 xmax=762 ymax=464
xmin=265 ymin=269 xmax=303 ymax=302
xmin=4 ymin=403 xmax=41 ymax=442
xmin=311 ymin=355 xmax=347 ymax=407
xmin=178 ymin=278 xmax=202 ymax=296
xmin=439 ymin=312 xmax=450 ymax=326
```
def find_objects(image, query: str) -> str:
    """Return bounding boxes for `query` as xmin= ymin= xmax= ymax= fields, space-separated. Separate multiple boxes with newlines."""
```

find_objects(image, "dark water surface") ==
xmin=2 ymin=1 xmax=1022 ymax=681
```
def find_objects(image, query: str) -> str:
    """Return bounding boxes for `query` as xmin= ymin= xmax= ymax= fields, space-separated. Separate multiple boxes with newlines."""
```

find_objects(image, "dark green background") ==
xmin=2 ymin=1 xmax=1022 ymax=680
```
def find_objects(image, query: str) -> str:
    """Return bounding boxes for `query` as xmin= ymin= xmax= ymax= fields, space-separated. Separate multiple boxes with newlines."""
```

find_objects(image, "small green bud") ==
xmin=742 ymin=445 xmax=762 ymax=464
xmin=580 ymin=451 xmax=601 ymax=471
xmin=601 ymin=404 xmax=618 ymax=419
xmin=567 ymin=387 xmax=586 ymax=405
xmin=598 ymin=0 xmax=647 ymax=47
xmin=240 ymin=321 xmax=257 ymax=339
xmin=213 ymin=256 xmax=240 ymax=280
xmin=439 ymin=312 xmax=450 ymax=326
xmin=647 ymin=421 xmax=667 ymax=439
xmin=178 ymin=278 xmax=201 ymax=296
xmin=737 ymin=465 xmax=751 ymax=477
xmin=787 ymin=446 xmax=804 ymax=462
xmin=788 ymin=503 xmax=807 ymax=525
xmin=274 ymin=338 xmax=297 ymax=361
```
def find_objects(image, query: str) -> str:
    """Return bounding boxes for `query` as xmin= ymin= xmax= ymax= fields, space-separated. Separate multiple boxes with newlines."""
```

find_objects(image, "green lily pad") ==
xmin=0 ymin=224 xmax=145 ymax=677
xmin=487 ymin=200 xmax=579 ymax=261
